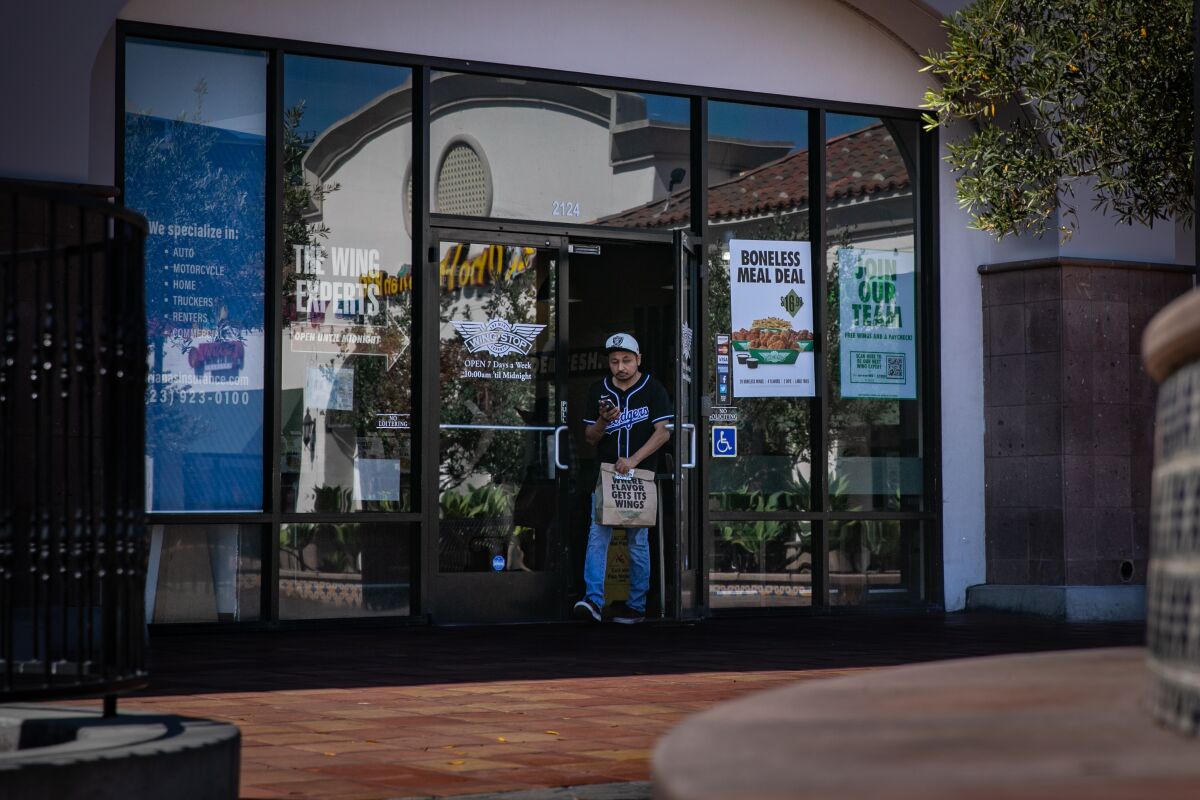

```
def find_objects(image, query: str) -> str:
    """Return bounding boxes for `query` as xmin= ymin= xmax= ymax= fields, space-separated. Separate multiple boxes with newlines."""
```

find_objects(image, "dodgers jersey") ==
xmin=582 ymin=373 xmax=673 ymax=472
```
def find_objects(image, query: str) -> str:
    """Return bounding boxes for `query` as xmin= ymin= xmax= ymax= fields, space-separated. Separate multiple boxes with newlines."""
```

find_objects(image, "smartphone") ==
xmin=599 ymin=396 xmax=616 ymax=413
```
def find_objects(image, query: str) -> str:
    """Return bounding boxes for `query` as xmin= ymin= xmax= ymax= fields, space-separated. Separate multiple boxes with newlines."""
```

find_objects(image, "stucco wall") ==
xmin=1 ymin=1 xmax=126 ymax=184
xmin=118 ymin=0 xmax=934 ymax=106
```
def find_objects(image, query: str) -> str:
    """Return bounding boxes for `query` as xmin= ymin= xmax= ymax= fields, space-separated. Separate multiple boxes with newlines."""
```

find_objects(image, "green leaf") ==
xmin=921 ymin=0 xmax=1193 ymax=239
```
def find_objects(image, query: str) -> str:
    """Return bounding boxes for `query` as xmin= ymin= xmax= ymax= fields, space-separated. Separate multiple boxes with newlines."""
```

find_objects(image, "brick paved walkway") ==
xmin=72 ymin=614 xmax=1142 ymax=798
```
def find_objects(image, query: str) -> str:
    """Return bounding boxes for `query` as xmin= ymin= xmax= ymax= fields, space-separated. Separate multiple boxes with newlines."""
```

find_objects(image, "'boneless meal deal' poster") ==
xmin=837 ymin=248 xmax=916 ymax=400
xmin=728 ymin=239 xmax=815 ymax=398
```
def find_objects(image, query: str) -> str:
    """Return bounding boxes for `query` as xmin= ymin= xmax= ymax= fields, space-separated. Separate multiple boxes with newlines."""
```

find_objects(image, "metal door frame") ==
xmin=671 ymin=229 xmax=704 ymax=619
xmin=423 ymin=223 xmax=703 ymax=623
xmin=567 ymin=230 xmax=692 ymax=622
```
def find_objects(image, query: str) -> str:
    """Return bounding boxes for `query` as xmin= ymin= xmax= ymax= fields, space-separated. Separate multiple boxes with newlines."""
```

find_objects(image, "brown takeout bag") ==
xmin=594 ymin=463 xmax=658 ymax=528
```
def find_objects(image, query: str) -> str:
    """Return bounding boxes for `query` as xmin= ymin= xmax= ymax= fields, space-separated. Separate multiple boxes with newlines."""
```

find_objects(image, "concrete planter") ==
xmin=1142 ymin=287 xmax=1200 ymax=735
xmin=0 ymin=706 xmax=240 ymax=799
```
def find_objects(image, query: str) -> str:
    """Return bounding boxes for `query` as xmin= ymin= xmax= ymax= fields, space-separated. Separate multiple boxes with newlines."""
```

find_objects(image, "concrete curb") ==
xmin=966 ymin=584 xmax=1146 ymax=621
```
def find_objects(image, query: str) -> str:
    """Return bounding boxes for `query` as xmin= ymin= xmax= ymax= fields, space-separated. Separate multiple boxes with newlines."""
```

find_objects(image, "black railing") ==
xmin=0 ymin=179 xmax=148 ymax=706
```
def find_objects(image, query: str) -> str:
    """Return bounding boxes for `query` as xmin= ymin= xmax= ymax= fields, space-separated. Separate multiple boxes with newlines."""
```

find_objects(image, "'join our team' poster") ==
xmin=728 ymin=239 xmax=815 ymax=398
xmin=837 ymin=248 xmax=916 ymax=399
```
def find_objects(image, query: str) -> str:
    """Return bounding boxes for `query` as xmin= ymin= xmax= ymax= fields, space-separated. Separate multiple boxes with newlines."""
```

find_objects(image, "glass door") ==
xmin=673 ymin=230 xmax=703 ymax=617
xmin=428 ymin=232 xmax=569 ymax=622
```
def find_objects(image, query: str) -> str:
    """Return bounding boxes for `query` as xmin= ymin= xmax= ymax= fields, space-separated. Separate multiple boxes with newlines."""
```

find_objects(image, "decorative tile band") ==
xmin=1149 ymin=356 xmax=1200 ymax=735
xmin=280 ymin=576 xmax=364 ymax=607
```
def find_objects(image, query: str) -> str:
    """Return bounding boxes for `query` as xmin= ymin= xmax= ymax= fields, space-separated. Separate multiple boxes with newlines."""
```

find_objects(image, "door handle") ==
xmin=553 ymin=425 xmax=568 ymax=470
xmin=667 ymin=423 xmax=697 ymax=470
xmin=681 ymin=423 xmax=696 ymax=469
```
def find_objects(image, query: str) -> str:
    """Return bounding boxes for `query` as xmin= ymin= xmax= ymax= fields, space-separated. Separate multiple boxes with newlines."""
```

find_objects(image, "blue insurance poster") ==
xmin=125 ymin=112 xmax=266 ymax=511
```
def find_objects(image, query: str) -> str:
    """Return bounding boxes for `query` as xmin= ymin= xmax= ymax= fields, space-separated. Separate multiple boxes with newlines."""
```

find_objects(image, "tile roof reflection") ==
xmin=595 ymin=122 xmax=909 ymax=229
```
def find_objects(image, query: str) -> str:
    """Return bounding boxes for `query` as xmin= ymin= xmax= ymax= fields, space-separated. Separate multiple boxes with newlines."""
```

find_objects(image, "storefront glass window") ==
xmin=125 ymin=39 xmax=268 ymax=512
xmin=279 ymin=522 xmax=413 ymax=618
xmin=146 ymin=524 xmax=262 ymax=622
xmin=827 ymin=519 xmax=923 ymax=606
xmin=705 ymin=101 xmax=813 ymax=513
xmin=280 ymin=56 xmax=416 ymax=512
xmin=429 ymin=72 xmax=690 ymax=228
xmin=124 ymin=31 xmax=937 ymax=623
xmin=824 ymin=115 xmax=922 ymax=512
xmin=709 ymin=521 xmax=813 ymax=609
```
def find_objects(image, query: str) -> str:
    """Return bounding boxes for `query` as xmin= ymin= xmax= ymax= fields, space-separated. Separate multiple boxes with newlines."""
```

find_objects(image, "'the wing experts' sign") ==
xmin=452 ymin=317 xmax=547 ymax=382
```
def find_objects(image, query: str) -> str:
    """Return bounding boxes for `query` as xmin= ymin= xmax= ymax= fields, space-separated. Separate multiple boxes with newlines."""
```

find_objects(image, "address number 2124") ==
xmin=552 ymin=200 xmax=581 ymax=217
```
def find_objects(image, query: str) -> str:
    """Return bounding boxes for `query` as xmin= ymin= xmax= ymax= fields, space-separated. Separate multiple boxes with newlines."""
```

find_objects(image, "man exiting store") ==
xmin=574 ymin=333 xmax=673 ymax=624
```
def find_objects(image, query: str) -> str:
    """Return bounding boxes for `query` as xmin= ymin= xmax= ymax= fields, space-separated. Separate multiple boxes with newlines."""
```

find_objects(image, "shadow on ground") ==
xmin=139 ymin=612 xmax=1144 ymax=698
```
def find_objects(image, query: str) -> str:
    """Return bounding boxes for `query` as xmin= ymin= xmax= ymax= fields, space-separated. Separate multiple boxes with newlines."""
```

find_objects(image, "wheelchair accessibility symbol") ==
xmin=712 ymin=426 xmax=737 ymax=458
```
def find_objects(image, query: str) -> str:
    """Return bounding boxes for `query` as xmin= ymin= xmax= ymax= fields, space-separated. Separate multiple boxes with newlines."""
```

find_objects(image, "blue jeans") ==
xmin=584 ymin=493 xmax=650 ymax=612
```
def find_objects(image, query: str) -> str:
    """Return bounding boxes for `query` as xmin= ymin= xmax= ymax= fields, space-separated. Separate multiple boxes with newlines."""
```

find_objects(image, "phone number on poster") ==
xmin=146 ymin=388 xmax=251 ymax=405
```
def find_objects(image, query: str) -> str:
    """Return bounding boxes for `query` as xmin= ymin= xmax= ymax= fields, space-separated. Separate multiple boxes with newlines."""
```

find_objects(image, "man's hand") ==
xmin=586 ymin=402 xmax=621 ymax=446
xmin=620 ymin=420 xmax=670 ymax=474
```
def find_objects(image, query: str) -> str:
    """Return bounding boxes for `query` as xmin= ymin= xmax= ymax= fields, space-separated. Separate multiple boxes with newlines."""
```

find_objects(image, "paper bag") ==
xmin=594 ymin=463 xmax=657 ymax=528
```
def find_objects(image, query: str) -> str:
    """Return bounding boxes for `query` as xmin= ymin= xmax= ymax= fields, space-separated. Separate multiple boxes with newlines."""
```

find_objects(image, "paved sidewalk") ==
xmin=72 ymin=614 xmax=1141 ymax=798
xmin=656 ymin=647 xmax=1200 ymax=800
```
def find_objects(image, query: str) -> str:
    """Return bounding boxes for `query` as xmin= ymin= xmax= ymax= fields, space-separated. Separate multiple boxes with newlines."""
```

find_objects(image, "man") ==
xmin=573 ymin=333 xmax=672 ymax=624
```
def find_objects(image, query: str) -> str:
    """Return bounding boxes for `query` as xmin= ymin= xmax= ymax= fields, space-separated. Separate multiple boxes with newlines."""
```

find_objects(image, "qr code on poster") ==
xmin=885 ymin=354 xmax=905 ymax=380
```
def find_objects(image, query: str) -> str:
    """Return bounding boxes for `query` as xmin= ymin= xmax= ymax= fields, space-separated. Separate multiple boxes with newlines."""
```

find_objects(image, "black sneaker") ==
xmin=610 ymin=601 xmax=646 ymax=625
xmin=572 ymin=598 xmax=602 ymax=623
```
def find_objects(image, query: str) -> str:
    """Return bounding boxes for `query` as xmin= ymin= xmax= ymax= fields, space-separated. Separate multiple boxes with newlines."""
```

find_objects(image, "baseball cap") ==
xmin=604 ymin=332 xmax=640 ymax=355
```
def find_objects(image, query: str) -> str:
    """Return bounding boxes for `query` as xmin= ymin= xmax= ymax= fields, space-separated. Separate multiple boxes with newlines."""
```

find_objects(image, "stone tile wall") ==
xmin=981 ymin=260 xmax=1193 ymax=587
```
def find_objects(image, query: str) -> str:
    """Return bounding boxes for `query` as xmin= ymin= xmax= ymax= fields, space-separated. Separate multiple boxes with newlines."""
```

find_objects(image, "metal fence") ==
xmin=0 ymin=180 xmax=148 ymax=706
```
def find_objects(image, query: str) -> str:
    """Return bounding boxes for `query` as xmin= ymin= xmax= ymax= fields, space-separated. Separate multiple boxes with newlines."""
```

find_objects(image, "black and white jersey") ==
xmin=583 ymin=373 xmax=673 ymax=472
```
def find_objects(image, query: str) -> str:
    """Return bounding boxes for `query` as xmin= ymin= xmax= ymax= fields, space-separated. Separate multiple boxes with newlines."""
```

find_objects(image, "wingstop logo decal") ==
xmin=452 ymin=318 xmax=547 ymax=357
xmin=681 ymin=321 xmax=694 ymax=383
